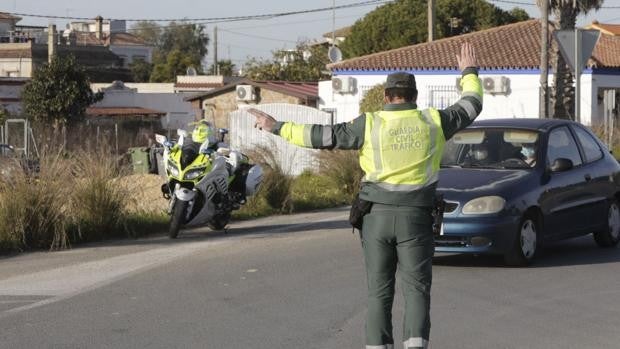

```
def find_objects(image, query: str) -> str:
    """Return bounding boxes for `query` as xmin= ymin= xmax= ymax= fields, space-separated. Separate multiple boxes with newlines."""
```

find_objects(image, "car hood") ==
xmin=437 ymin=168 xmax=533 ymax=197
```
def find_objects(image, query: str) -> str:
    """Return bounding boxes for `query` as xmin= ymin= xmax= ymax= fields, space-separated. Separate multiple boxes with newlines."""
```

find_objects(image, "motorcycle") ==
xmin=155 ymin=126 xmax=262 ymax=238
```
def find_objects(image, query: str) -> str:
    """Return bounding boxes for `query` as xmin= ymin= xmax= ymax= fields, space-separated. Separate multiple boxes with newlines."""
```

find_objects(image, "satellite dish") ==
xmin=328 ymin=46 xmax=342 ymax=63
xmin=186 ymin=66 xmax=197 ymax=76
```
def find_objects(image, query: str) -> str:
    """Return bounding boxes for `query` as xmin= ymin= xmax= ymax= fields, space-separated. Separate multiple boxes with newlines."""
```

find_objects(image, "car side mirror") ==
xmin=550 ymin=158 xmax=573 ymax=172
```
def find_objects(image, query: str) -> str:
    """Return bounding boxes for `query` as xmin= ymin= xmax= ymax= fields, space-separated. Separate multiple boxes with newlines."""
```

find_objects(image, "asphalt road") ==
xmin=0 ymin=207 xmax=619 ymax=349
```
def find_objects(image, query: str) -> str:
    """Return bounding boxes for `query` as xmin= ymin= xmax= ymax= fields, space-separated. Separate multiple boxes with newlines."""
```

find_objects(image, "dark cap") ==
xmin=385 ymin=72 xmax=416 ymax=90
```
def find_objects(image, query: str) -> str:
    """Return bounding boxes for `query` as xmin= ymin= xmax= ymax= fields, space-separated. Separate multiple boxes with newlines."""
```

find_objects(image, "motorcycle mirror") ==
xmin=155 ymin=134 xmax=167 ymax=145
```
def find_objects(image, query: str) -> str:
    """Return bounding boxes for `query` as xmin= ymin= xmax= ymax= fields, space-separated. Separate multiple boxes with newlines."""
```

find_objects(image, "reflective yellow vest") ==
xmin=359 ymin=108 xmax=445 ymax=191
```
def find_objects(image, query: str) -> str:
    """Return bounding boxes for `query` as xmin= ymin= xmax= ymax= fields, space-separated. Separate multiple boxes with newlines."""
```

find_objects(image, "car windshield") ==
xmin=441 ymin=128 xmax=540 ymax=169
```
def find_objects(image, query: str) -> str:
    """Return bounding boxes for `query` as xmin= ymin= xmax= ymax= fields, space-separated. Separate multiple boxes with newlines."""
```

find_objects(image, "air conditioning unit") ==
xmin=482 ymin=76 xmax=510 ymax=94
xmin=332 ymin=77 xmax=356 ymax=94
xmin=236 ymin=85 xmax=257 ymax=101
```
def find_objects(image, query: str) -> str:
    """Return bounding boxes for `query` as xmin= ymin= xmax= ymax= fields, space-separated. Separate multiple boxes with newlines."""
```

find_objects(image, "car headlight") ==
xmin=167 ymin=161 xmax=180 ymax=177
xmin=184 ymin=168 xmax=206 ymax=180
xmin=462 ymin=196 xmax=506 ymax=214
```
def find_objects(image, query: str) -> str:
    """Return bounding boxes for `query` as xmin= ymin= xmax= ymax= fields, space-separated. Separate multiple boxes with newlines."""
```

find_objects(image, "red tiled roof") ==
xmin=86 ymin=107 xmax=165 ymax=117
xmin=184 ymin=79 xmax=319 ymax=102
xmin=328 ymin=19 xmax=620 ymax=71
xmin=174 ymin=82 xmax=225 ymax=89
xmin=74 ymin=32 xmax=148 ymax=46
xmin=0 ymin=12 xmax=21 ymax=21
xmin=587 ymin=22 xmax=620 ymax=36
xmin=0 ymin=48 xmax=32 ymax=59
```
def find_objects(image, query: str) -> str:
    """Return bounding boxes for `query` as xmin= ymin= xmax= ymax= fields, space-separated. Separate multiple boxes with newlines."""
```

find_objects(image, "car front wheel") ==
xmin=593 ymin=199 xmax=620 ymax=248
xmin=504 ymin=213 xmax=540 ymax=266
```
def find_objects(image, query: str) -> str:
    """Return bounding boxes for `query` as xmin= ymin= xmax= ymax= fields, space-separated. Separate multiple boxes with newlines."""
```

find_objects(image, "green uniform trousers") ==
xmin=361 ymin=203 xmax=434 ymax=349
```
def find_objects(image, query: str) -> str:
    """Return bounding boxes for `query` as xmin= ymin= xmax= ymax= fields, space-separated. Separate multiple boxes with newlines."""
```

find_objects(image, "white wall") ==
xmin=590 ymin=72 xmax=620 ymax=125
xmin=0 ymin=57 xmax=33 ymax=77
xmin=320 ymin=71 xmax=552 ymax=124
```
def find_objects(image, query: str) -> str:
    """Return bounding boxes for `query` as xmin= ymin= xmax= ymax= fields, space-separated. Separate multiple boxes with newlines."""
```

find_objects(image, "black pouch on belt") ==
xmin=349 ymin=194 xmax=373 ymax=230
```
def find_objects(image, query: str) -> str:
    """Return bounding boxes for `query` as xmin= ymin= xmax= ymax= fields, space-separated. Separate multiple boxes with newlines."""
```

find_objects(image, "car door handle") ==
xmin=584 ymin=174 xmax=592 ymax=181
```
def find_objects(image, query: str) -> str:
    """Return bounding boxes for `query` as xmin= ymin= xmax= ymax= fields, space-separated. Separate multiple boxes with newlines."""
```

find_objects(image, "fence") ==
xmin=229 ymin=104 xmax=332 ymax=175
xmin=427 ymin=85 xmax=460 ymax=109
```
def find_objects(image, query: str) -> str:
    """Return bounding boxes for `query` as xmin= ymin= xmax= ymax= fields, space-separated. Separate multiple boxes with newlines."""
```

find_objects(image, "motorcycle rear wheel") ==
xmin=169 ymin=200 xmax=188 ymax=239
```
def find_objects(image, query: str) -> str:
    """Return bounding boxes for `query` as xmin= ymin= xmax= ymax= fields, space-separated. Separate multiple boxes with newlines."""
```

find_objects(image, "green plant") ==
xmin=290 ymin=171 xmax=348 ymax=210
xmin=0 ymin=153 xmax=69 ymax=252
xmin=245 ymin=143 xmax=293 ymax=212
xmin=317 ymin=150 xmax=364 ymax=201
xmin=68 ymin=149 xmax=129 ymax=242
xmin=360 ymin=83 xmax=386 ymax=114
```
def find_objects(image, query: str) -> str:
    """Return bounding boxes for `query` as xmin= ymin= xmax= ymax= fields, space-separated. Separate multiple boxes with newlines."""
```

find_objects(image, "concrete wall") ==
xmin=0 ymin=57 xmax=32 ymax=77
xmin=0 ymin=81 xmax=25 ymax=115
xmin=590 ymin=71 xmax=620 ymax=125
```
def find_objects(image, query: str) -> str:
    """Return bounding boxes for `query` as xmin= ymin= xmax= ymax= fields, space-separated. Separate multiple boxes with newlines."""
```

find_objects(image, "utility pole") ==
xmin=539 ymin=0 xmax=549 ymax=118
xmin=213 ymin=26 xmax=219 ymax=75
xmin=428 ymin=0 xmax=435 ymax=42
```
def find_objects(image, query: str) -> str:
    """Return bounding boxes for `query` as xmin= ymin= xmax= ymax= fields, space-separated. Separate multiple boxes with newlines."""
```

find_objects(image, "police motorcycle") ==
xmin=155 ymin=121 xmax=263 ymax=238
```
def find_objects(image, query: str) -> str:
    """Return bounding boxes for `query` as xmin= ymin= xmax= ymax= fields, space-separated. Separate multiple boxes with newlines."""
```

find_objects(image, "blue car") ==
xmin=436 ymin=118 xmax=620 ymax=266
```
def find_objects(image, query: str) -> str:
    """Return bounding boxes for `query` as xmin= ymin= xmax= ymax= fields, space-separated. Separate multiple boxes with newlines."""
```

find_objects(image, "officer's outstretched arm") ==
xmin=438 ymin=42 xmax=483 ymax=140
xmin=248 ymin=108 xmax=366 ymax=150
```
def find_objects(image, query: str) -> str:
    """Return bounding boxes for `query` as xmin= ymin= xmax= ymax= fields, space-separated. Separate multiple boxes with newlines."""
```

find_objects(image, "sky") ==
xmin=5 ymin=0 xmax=620 ymax=69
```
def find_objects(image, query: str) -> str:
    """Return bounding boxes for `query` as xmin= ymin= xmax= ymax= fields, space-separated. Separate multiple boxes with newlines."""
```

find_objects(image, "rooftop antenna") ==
xmin=328 ymin=0 xmax=342 ymax=63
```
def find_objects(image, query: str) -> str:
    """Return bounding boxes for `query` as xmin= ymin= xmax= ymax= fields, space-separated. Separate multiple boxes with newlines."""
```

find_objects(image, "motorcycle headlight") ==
xmin=167 ymin=161 xmax=180 ymax=177
xmin=462 ymin=196 xmax=505 ymax=215
xmin=184 ymin=168 xmax=206 ymax=180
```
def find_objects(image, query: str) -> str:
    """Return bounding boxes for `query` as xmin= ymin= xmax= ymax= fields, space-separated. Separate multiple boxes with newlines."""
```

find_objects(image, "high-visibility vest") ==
xmin=359 ymin=108 xmax=445 ymax=191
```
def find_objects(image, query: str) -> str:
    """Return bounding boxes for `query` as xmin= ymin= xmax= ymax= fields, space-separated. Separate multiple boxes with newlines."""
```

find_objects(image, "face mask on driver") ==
xmin=521 ymin=146 xmax=535 ymax=158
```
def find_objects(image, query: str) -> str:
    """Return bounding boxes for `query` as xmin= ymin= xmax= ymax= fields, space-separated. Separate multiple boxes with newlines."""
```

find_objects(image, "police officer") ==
xmin=249 ymin=43 xmax=481 ymax=349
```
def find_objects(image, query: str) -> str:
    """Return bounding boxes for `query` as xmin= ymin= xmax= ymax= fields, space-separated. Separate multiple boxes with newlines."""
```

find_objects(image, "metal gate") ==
xmin=229 ymin=104 xmax=332 ymax=175
xmin=1 ymin=119 xmax=38 ymax=158
xmin=428 ymin=85 xmax=460 ymax=109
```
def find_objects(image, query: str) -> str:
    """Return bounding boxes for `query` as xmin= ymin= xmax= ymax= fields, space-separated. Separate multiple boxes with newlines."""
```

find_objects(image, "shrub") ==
xmin=290 ymin=170 xmax=348 ymax=210
xmin=68 ymin=149 xmax=129 ymax=242
xmin=317 ymin=150 xmax=364 ymax=201
xmin=245 ymin=143 xmax=293 ymax=212
xmin=359 ymin=83 xmax=385 ymax=113
xmin=0 ymin=153 xmax=69 ymax=251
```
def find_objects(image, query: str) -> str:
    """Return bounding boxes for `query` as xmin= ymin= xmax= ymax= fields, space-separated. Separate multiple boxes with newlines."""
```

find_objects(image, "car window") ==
xmin=546 ymin=126 xmax=582 ymax=167
xmin=572 ymin=125 xmax=603 ymax=163
xmin=441 ymin=128 xmax=539 ymax=169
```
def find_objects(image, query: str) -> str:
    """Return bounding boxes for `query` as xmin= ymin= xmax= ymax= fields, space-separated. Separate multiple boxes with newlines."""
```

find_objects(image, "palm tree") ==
xmin=538 ymin=0 xmax=603 ymax=120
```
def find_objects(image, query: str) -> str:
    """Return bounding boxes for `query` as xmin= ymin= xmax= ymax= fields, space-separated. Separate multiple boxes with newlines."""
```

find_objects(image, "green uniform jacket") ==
xmin=271 ymin=67 xmax=483 ymax=207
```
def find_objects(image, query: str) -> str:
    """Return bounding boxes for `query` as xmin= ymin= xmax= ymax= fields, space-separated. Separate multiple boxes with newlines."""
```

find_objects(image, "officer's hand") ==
xmin=247 ymin=108 xmax=277 ymax=132
xmin=456 ymin=42 xmax=477 ymax=71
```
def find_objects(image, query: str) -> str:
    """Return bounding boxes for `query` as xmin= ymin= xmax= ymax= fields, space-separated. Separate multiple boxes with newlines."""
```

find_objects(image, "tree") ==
xmin=340 ymin=0 xmax=530 ymax=58
xmin=131 ymin=21 xmax=209 ymax=82
xmin=129 ymin=58 xmax=153 ymax=82
xmin=244 ymin=43 xmax=330 ymax=81
xmin=21 ymin=55 xmax=103 ymax=127
xmin=359 ymin=83 xmax=386 ymax=113
xmin=207 ymin=60 xmax=236 ymax=76
xmin=537 ymin=0 xmax=603 ymax=120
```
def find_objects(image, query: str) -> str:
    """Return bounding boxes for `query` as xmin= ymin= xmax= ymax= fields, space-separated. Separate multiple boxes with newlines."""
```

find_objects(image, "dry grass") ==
xmin=0 ymin=152 xmax=69 ymax=251
xmin=245 ymin=143 xmax=294 ymax=212
xmin=316 ymin=149 xmax=363 ymax=201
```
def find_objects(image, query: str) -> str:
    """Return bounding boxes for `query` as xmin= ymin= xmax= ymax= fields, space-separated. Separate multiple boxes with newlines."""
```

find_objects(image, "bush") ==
xmin=290 ymin=170 xmax=348 ymax=210
xmin=359 ymin=83 xmax=386 ymax=113
xmin=0 ymin=153 xmax=69 ymax=251
xmin=245 ymin=143 xmax=293 ymax=212
xmin=317 ymin=150 xmax=364 ymax=201
xmin=68 ymin=150 xmax=129 ymax=242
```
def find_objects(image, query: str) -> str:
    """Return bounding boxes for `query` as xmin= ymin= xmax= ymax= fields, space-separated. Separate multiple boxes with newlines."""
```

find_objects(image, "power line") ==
xmin=222 ymin=13 xmax=367 ymax=31
xmin=487 ymin=0 xmax=620 ymax=8
xmin=219 ymin=29 xmax=299 ymax=44
xmin=7 ymin=0 xmax=390 ymax=22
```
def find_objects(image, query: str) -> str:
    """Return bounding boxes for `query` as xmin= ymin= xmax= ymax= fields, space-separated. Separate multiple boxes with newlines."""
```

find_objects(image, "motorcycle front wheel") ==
xmin=169 ymin=200 xmax=188 ymax=239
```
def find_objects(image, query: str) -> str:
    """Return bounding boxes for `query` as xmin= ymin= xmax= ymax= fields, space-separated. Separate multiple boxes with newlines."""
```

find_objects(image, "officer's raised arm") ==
xmin=438 ymin=42 xmax=483 ymax=140
xmin=247 ymin=108 xmax=365 ymax=150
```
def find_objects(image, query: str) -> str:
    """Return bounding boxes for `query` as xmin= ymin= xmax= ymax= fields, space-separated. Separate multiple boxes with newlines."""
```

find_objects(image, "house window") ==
xmin=428 ymin=85 xmax=459 ymax=109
